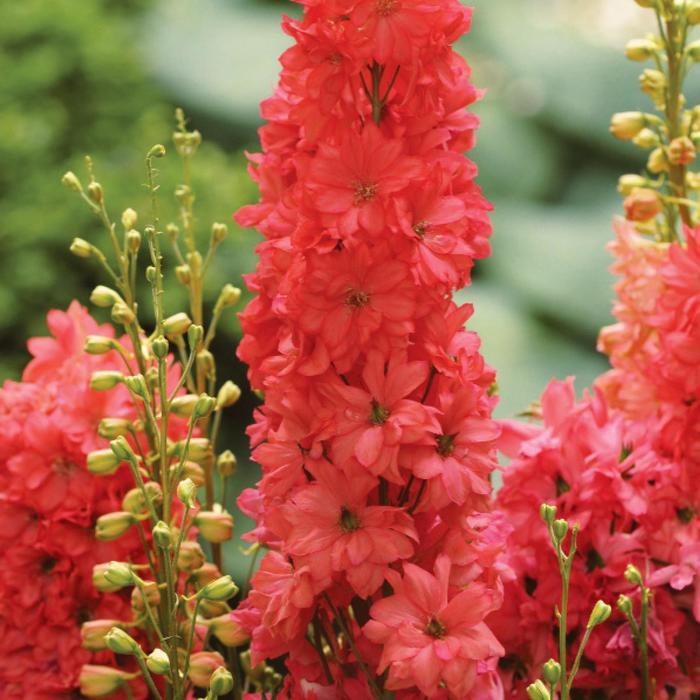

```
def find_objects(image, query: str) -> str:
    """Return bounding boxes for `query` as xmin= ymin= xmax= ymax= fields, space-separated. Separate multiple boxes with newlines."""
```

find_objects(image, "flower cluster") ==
xmin=235 ymin=0 xmax=506 ymax=696
xmin=0 ymin=303 xmax=144 ymax=697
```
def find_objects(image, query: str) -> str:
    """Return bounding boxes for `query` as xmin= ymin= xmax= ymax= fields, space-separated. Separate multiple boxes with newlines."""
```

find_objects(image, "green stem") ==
xmin=640 ymin=588 xmax=651 ymax=700
xmin=136 ymin=654 xmax=164 ymax=700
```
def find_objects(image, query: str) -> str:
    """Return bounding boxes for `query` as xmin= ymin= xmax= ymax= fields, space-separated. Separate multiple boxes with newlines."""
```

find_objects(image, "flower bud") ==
xmin=207 ymin=613 xmax=250 ymax=647
xmin=124 ymin=374 xmax=148 ymax=397
xmin=177 ymin=478 xmax=197 ymax=508
xmin=111 ymin=302 xmax=136 ymax=326
xmin=81 ymin=619 xmax=121 ymax=651
xmin=90 ymin=371 xmax=123 ymax=391
xmin=148 ymin=144 xmax=166 ymax=158
xmin=194 ymin=562 xmax=222 ymax=587
xmin=103 ymin=561 xmax=136 ymax=588
xmin=195 ymin=510 xmax=234 ymax=543
xmin=197 ymin=349 xmax=215 ymax=376
xmin=688 ymin=0 xmax=700 ymax=24
xmin=131 ymin=580 xmax=160 ymax=613
xmin=216 ymin=381 xmax=241 ymax=410
xmin=647 ymin=146 xmax=669 ymax=173
xmin=70 ymin=238 xmax=93 ymax=258
xmin=146 ymin=264 xmax=157 ymax=282
xmin=146 ymin=648 xmax=171 ymax=675
xmin=62 ymin=171 xmax=83 ymax=192
xmin=93 ymin=563 xmax=122 ymax=592
xmin=166 ymin=222 xmax=179 ymax=240
xmin=177 ymin=540 xmax=205 ymax=572
xmin=617 ymin=593 xmax=633 ymax=616
xmin=126 ymin=229 xmax=141 ymax=252
xmin=633 ymin=128 xmax=660 ymax=149
xmin=209 ymin=666 xmax=234 ymax=695
xmin=625 ymin=38 xmax=656 ymax=61
xmin=171 ymin=394 xmax=200 ymax=417
xmin=152 ymin=520 xmax=173 ymax=549
xmin=624 ymin=563 xmax=644 ymax=586
xmin=184 ymin=438 xmax=212 ymax=462
xmin=151 ymin=335 xmax=169 ymax=359
xmin=188 ymin=651 xmax=226 ymax=688
xmin=90 ymin=285 xmax=122 ymax=308
xmin=618 ymin=174 xmax=648 ymax=195
xmin=217 ymin=450 xmax=237 ymax=477
xmin=197 ymin=575 xmax=239 ymax=601
xmin=88 ymin=181 xmax=103 ymax=205
xmin=163 ymin=312 xmax=192 ymax=336
xmin=176 ymin=264 xmax=191 ymax=285
xmin=121 ymin=208 xmax=138 ymax=229
xmin=179 ymin=460 xmax=206 ymax=486
xmin=187 ymin=249 xmax=202 ymax=273
xmin=526 ymin=680 xmax=550 ymax=700
xmin=639 ymin=69 xmax=666 ymax=102
xmin=687 ymin=39 xmax=700 ymax=62
xmin=610 ymin=112 xmax=646 ymax=140
xmin=110 ymin=435 xmax=136 ymax=462
xmin=542 ymin=659 xmax=561 ymax=686
xmin=211 ymin=222 xmax=228 ymax=243
xmin=668 ymin=136 xmax=696 ymax=166
xmin=87 ymin=449 xmax=120 ymax=476
xmin=188 ymin=323 xmax=204 ymax=348
xmin=587 ymin=600 xmax=612 ymax=628
xmin=539 ymin=503 xmax=556 ymax=525
xmin=105 ymin=627 xmax=142 ymax=656
xmin=79 ymin=665 xmax=136 ymax=697
xmin=217 ymin=284 xmax=242 ymax=309
xmin=122 ymin=481 xmax=161 ymax=515
xmin=552 ymin=518 xmax=569 ymax=542
xmin=194 ymin=394 xmax=216 ymax=418
xmin=624 ymin=188 xmax=663 ymax=222
xmin=84 ymin=336 xmax=114 ymax=355
xmin=96 ymin=511 xmax=135 ymax=541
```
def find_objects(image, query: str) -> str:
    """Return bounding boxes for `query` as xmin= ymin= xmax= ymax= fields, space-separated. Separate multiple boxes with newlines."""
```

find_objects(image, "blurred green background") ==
xmin=0 ymin=0 xmax=684 ymax=573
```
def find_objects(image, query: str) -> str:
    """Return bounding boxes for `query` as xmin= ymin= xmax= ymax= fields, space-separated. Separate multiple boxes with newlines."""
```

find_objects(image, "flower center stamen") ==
xmin=370 ymin=399 xmax=390 ymax=425
xmin=354 ymin=181 xmax=378 ymax=204
xmin=376 ymin=0 xmax=399 ymax=17
xmin=413 ymin=221 xmax=429 ymax=237
xmin=425 ymin=616 xmax=447 ymax=638
xmin=436 ymin=434 xmax=456 ymax=456
xmin=339 ymin=506 xmax=361 ymax=532
xmin=346 ymin=289 xmax=370 ymax=308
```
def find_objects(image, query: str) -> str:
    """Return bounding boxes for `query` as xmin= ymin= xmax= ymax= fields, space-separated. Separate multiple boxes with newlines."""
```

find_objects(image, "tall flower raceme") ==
xmin=234 ymin=1 xmax=508 ymax=697
xmin=0 ymin=114 xmax=254 ymax=699
xmin=493 ymin=1 xmax=700 ymax=698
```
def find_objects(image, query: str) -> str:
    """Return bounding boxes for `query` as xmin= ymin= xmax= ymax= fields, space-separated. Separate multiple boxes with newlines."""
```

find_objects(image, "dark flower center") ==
xmin=425 ymin=616 xmax=447 ymax=638
xmin=413 ymin=221 xmax=429 ymax=237
xmin=354 ymin=181 xmax=378 ymax=204
xmin=436 ymin=434 xmax=456 ymax=456
xmin=370 ymin=399 xmax=390 ymax=425
xmin=339 ymin=506 xmax=361 ymax=533
xmin=41 ymin=556 xmax=58 ymax=574
xmin=376 ymin=0 xmax=399 ymax=17
xmin=346 ymin=289 xmax=370 ymax=308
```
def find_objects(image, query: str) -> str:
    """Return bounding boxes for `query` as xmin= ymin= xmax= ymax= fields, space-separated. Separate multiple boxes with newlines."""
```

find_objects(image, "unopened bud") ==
xmin=177 ymin=540 xmax=205 ymax=571
xmin=93 ymin=563 xmax=123 ymax=592
xmin=81 ymin=619 xmax=121 ymax=651
xmin=121 ymin=208 xmax=138 ymax=230
xmin=79 ymin=665 xmax=136 ymax=697
xmin=540 ymin=503 xmax=557 ymax=525
xmin=70 ymin=238 xmax=93 ymax=258
xmin=617 ymin=594 xmax=633 ymax=616
xmin=195 ymin=509 xmax=234 ymax=543
xmin=209 ymin=666 xmax=234 ymax=695
xmin=526 ymin=680 xmax=550 ymax=700
xmin=197 ymin=349 xmax=215 ymax=376
xmin=124 ymin=374 xmax=148 ymax=397
xmin=62 ymin=171 xmax=83 ymax=192
xmin=171 ymin=394 xmax=200 ymax=418
xmin=207 ymin=613 xmax=250 ymax=647
xmin=217 ymin=450 xmax=237 ymax=477
xmin=639 ymin=69 xmax=666 ymax=102
xmin=618 ymin=174 xmax=648 ymax=195
xmin=188 ymin=323 xmax=204 ymax=348
xmin=624 ymin=188 xmax=663 ymax=222
xmin=110 ymin=435 xmax=136 ymax=462
xmin=96 ymin=511 xmax=135 ymax=541
xmin=152 ymin=521 xmax=172 ymax=549
xmin=176 ymin=264 xmax=191 ymax=285
xmin=179 ymin=460 xmax=206 ymax=486
xmin=216 ymin=381 xmax=241 ymax=410
xmin=111 ymin=302 xmax=136 ymax=326
xmin=610 ymin=112 xmax=646 ymax=140
xmin=177 ymin=478 xmax=197 ymax=508
xmin=632 ymin=128 xmax=660 ymax=149
xmin=131 ymin=580 xmax=160 ymax=613
xmin=163 ymin=312 xmax=192 ymax=336
xmin=624 ymin=563 xmax=644 ymax=586
xmin=552 ymin=519 xmax=569 ymax=542
xmin=90 ymin=285 xmax=122 ymax=308
xmin=184 ymin=437 xmax=212 ymax=462
xmin=647 ymin=147 xmax=669 ymax=173
xmin=625 ymin=38 xmax=657 ymax=61
xmin=187 ymin=250 xmax=202 ymax=274
xmin=146 ymin=648 xmax=171 ymax=675
xmin=126 ymin=229 xmax=141 ymax=252
xmin=211 ymin=223 xmax=228 ymax=243
xmin=87 ymin=449 xmax=121 ymax=476
xmin=668 ymin=136 xmax=696 ymax=166
xmin=197 ymin=575 xmax=239 ymax=602
xmin=87 ymin=181 xmax=103 ymax=204
xmin=98 ymin=418 xmax=131 ymax=440
xmin=84 ymin=336 xmax=114 ymax=355
xmin=542 ymin=659 xmax=561 ymax=686
xmin=587 ymin=600 xmax=612 ymax=628
xmin=148 ymin=144 xmax=166 ymax=158
xmin=90 ymin=371 xmax=123 ymax=391
xmin=194 ymin=394 xmax=216 ymax=418
xmin=166 ymin=223 xmax=179 ymax=241
xmin=103 ymin=561 xmax=136 ymax=588
xmin=105 ymin=627 xmax=141 ymax=656
xmin=188 ymin=651 xmax=226 ymax=688
xmin=688 ymin=0 xmax=700 ymax=24
xmin=151 ymin=335 xmax=169 ymax=359
xmin=217 ymin=284 xmax=242 ymax=308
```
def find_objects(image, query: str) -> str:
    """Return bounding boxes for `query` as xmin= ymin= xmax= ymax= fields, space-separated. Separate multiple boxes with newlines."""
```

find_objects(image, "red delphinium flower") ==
xmin=0 ymin=303 xmax=147 ymax=698
xmin=364 ymin=555 xmax=503 ymax=697
xmin=235 ymin=0 xmax=503 ymax=695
